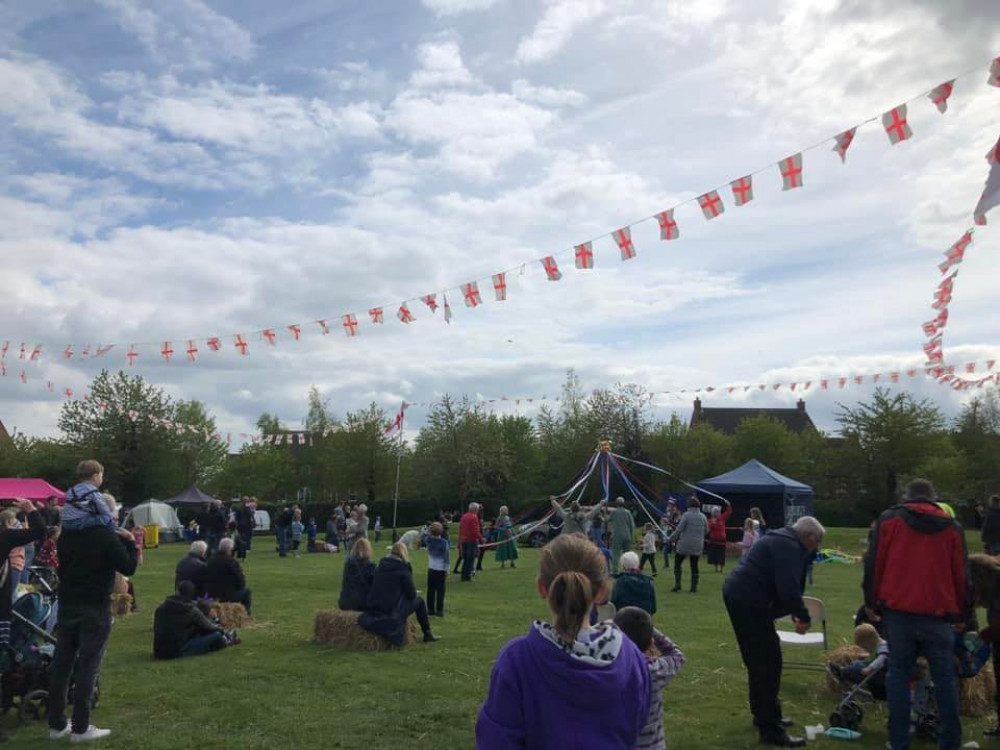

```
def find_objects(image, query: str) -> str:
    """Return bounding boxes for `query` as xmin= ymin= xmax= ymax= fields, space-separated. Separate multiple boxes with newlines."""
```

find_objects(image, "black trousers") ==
xmin=402 ymin=596 xmax=432 ymax=634
xmin=461 ymin=542 xmax=478 ymax=581
xmin=48 ymin=604 xmax=111 ymax=735
xmin=674 ymin=554 xmax=700 ymax=588
xmin=639 ymin=553 xmax=657 ymax=574
xmin=427 ymin=569 xmax=447 ymax=615
xmin=725 ymin=597 xmax=783 ymax=737
xmin=226 ymin=588 xmax=252 ymax=616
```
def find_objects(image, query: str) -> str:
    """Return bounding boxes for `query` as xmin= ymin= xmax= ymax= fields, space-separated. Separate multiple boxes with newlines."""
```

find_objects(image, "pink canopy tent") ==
xmin=0 ymin=478 xmax=66 ymax=504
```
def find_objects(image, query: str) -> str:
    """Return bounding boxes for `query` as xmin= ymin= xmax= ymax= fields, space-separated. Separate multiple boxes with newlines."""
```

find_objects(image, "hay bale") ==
xmin=959 ymin=662 xmax=996 ymax=718
xmin=209 ymin=602 xmax=251 ymax=630
xmin=110 ymin=594 xmax=133 ymax=617
xmin=824 ymin=644 xmax=868 ymax=693
xmin=312 ymin=610 xmax=416 ymax=651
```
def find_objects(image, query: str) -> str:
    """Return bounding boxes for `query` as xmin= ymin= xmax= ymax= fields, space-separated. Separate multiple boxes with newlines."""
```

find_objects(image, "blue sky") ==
xmin=1 ymin=0 xmax=998 ymax=443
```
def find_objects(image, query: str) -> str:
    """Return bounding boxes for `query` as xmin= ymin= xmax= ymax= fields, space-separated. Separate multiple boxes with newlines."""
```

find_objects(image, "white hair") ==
xmin=499 ymin=505 xmax=509 ymax=516
xmin=793 ymin=516 xmax=825 ymax=540
xmin=358 ymin=504 xmax=367 ymax=514
xmin=468 ymin=502 xmax=479 ymax=512
xmin=219 ymin=537 xmax=235 ymax=554
xmin=189 ymin=540 xmax=208 ymax=557
xmin=620 ymin=551 xmax=640 ymax=570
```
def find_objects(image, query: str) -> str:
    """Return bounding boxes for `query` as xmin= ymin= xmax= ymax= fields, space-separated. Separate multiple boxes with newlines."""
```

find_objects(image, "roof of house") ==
xmin=690 ymin=398 xmax=816 ymax=435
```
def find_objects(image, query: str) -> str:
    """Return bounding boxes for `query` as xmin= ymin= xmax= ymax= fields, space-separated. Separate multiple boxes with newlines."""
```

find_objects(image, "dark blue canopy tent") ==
xmin=696 ymin=459 xmax=814 ymax=535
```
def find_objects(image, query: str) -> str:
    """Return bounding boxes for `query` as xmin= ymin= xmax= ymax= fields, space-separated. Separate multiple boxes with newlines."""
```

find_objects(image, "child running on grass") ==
xmin=425 ymin=522 xmax=449 ymax=617
xmin=614 ymin=606 xmax=685 ymax=750
xmin=476 ymin=534 xmax=651 ymax=749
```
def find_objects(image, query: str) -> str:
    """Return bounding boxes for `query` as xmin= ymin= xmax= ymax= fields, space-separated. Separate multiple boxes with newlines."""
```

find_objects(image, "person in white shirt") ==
xmin=639 ymin=523 xmax=658 ymax=577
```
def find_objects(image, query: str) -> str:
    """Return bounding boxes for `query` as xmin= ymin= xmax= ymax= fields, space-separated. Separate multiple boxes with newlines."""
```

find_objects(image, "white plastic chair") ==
xmin=777 ymin=596 xmax=828 ymax=670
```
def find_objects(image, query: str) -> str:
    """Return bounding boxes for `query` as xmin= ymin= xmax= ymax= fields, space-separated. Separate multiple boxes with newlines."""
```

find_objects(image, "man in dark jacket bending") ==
xmin=154 ymin=581 xmax=226 ymax=659
xmin=723 ymin=516 xmax=824 ymax=748
xmin=205 ymin=537 xmax=252 ymax=614
xmin=863 ymin=479 xmax=970 ymax=750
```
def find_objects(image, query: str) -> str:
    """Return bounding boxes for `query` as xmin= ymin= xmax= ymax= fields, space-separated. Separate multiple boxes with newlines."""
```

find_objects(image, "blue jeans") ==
xmin=181 ymin=631 xmax=226 ymax=657
xmin=276 ymin=526 xmax=288 ymax=557
xmin=883 ymin=611 xmax=961 ymax=750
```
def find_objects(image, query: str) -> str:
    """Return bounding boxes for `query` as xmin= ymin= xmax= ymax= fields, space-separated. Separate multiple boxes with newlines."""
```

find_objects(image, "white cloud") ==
xmin=515 ymin=0 xmax=607 ymax=64
xmin=421 ymin=0 xmax=500 ymax=15
xmin=410 ymin=40 xmax=476 ymax=89
xmin=95 ymin=0 xmax=254 ymax=70
xmin=511 ymin=79 xmax=587 ymax=107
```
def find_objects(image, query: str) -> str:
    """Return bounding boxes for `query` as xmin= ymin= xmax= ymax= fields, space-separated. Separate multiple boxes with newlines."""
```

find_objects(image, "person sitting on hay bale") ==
xmin=827 ymin=623 xmax=889 ymax=700
xmin=175 ymin=541 xmax=209 ymax=597
xmin=339 ymin=538 xmax=375 ymax=611
xmin=205 ymin=538 xmax=252 ymax=616
xmin=610 ymin=552 xmax=656 ymax=616
xmin=358 ymin=541 xmax=439 ymax=646
xmin=969 ymin=553 xmax=1000 ymax=736
xmin=154 ymin=581 xmax=234 ymax=659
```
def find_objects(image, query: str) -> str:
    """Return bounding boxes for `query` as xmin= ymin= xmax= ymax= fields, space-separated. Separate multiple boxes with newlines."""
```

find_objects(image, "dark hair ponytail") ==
xmin=548 ymin=570 xmax=593 ymax=642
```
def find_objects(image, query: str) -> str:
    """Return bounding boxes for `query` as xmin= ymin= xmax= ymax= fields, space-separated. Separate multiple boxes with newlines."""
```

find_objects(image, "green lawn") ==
xmin=5 ymin=529 xmax=994 ymax=749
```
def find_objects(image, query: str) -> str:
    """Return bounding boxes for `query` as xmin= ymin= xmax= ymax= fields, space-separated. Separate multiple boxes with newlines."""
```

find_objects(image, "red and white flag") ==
xmin=939 ymin=231 xmax=972 ymax=273
xmin=288 ymin=324 xmax=301 ymax=341
xmin=342 ymin=314 xmax=359 ymax=337
xmin=882 ymin=104 xmax=912 ymax=145
xmin=161 ymin=341 xmax=174 ymax=362
xmin=655 ymin=209 xmax=679 ymax=240
xmin=127 ymin=344 xmax=140 ymax=365
xmin=443 ymin=294 xmax=453 ymax=324
xmin=973 ymin=137 xmax=1000 ymax=225
xmin=928 ymin=80 xmax=955 ymax=113
xmin=421 ymin=294 xmax=438 ymax=313
xmin=730 ymin=176 xmax=754 ymax=206
xmin=262 ymin=329 xmax=277 ymax=346
xmin=923 ymin=335 xmax=943 ymax=363
xmin=698 ymin=190 xmax=724 ymax=220
xmin=385 ymin=401 xmax=407 ymax=437
xmin=206 ymin=337 xmax=221 ymax=352
xmin=780 ymin=153 xmax=803 ymax=191
xmin=369 ymin=308 xmax=384 ymax=324
xmin=575 ymin=242 xmax=594 ymax=269
xmin=541 ymin=255 xmax=562 ymax=281
xmin=29 ymin=345 xmax=41 ymax=361
xmin=922 ymin=308 xmax=948 ymax=337
xmin=462 ymin=282 xmax=482 ymax=307
xmin=186 ymin=340 xmax=198 ymax=362
xmin=316 ymin=320 xmax=331 ymax=335
xmin=397 ymin=304 xmax=415 ymax=324
xmin=989 ymin=56 xmax=1000 ymax=87
xmin=612 ymin=227 xmax=635 ymax=261
xmin=234 ymin=334 xmax=249 ymax=355
xmin=492 ymin=272 xmax=507 ymax=301
xmin=63 ymin=345 xmax=73 ymax=359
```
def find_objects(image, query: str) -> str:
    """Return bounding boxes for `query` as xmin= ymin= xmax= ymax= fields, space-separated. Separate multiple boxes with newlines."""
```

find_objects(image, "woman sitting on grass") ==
xmin=476 ymin=534 xmax=650 ymax=749
xmin=338 ymin=538 xmax=375 ymax=611
xmin=358 ymin=541 xmax=439 ymax=646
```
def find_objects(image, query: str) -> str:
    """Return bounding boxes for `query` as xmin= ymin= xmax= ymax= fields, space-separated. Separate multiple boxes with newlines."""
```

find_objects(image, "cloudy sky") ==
xmin=1 ymin=0 xmax=998 ymax=443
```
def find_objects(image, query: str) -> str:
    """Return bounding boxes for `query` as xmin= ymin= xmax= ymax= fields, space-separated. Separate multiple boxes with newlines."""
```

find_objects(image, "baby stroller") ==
xmin=1 ymin=591 xmax=58 ymax=724
xmin=829 ymin=660 xmax=886 ymax=732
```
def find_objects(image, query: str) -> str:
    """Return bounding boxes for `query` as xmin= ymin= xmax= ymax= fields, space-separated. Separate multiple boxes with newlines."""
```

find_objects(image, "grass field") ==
xmin=5 ymin=528 xmax=995 ymax=749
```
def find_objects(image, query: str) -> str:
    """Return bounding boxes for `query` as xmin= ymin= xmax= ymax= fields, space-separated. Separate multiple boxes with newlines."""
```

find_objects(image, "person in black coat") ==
xmin=174 ymin=541 xmax=209 ymax=597
xmin=338 ymin=538 xmax=376 ymax=610
xmin=234 ymin=500 xmax=255 ymax=560
xmin=983 ymin=495 xmax=1000 ymax=555
xmin=204 ymin=538 xmax=252 ymax=614
xmin=154 ymin=581 xmax=226 ymax=659
xmin=358 ymin=542 xmax=439 ymax=646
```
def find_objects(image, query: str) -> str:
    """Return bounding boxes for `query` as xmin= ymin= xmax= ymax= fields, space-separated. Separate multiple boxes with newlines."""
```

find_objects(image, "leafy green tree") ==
xmin=952 ymin=390 xmax=1000 ymax=499
xmin=732 ymin=415 xmax=802 ymax=475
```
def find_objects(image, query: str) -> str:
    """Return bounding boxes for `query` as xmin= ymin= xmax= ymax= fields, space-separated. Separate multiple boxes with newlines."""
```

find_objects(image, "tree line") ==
xmin=2 ymin=369 xmax=998 ymax=528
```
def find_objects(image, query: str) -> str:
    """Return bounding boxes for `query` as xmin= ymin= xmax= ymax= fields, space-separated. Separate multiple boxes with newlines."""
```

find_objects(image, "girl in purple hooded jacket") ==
xmin=476 ymin=534 xmax=651 ymax=749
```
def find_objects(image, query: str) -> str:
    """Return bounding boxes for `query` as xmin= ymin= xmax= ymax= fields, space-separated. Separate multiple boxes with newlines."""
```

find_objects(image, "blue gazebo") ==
xmin=696 ymin=459 xmax=814 ymax=534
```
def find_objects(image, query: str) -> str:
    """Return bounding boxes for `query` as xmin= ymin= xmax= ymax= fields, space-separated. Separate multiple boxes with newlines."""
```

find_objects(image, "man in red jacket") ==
xmin=863 ymin=479 xmax=970 ymax=750
xmin=459 ymin=502 xmax=483 ymax=582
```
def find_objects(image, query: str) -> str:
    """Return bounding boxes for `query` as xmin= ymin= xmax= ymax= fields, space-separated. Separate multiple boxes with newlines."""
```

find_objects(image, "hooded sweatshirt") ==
xmin=863 ymin=500 xmax=969 ymax=621
xmin=476 ymin=621 xmax=650 ymax=750
xmin=61 ymin=482 xmax=116 ymax=531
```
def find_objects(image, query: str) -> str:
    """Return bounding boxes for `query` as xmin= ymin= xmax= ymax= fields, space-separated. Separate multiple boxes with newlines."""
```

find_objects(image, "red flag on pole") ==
xmin=385 ymin=402 xmax=407 ymax=436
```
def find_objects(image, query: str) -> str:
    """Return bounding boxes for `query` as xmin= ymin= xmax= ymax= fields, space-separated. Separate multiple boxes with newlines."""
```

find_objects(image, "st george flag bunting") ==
xmin=928 ymin=81 xmax=955 ymax=113
xmin=939 ymin=231 xmax=972 ymax=273
xmin=207 ymin=337 xmax=221 ymax=352
xmin=575 ymin=242 xmax=594 ymax=269
xmin=421 ymin=294 xmax=438 ymax=313
xmin=369 ymin=307 xmax=384 ymax=324
xmin=186 ymin=340 xmax=198 ymax=361
xmin=973 ymin=136 xmax=1000 ymax=225
xmin=730 ymin=176 xmax=754 ymax=206
xmin=462 ymin=282 xmax=482 ymax=308
xmin=342 ymin=314 xmax=359 ymax=337
xmin=234 ymin=334 xmax=249 ymax=355
xmin=922 ymin=309 xmax=948 ymax=337
xmin=698 ymin=190 xmax=724 ymax=220
xmin=780 ymin=153 xmax=803 ymax=190
xmin=316 ymin=320 xmax=330 ymax=335
xmin=612 ymin=227 xmax=635 ymax=261
xmin=288 ymin=324 xmax=301 ymax=341
xmin=492 ymin=272 xmax=507 ymax=301
xmin=655 ymin=209 xmax=679 ymax=240
xmin=262 ymin=329 xmax=276 ymax=345
xmin=161 ymin=341 xmax=173 ymax=362
xmin=385 ymin=402 xmax=407 ymax=437
xmin=882 ymin=104 xmax=912 ymax=145
xmin=443 ymin=294 xmax=453 ymax=324
xmin=127 ymin=344 xmax=139 ymax=365
xmin=397 ymin=303 xmax=415 ymax=324
xmin=541 ymin=255 xmax=562 ymax=281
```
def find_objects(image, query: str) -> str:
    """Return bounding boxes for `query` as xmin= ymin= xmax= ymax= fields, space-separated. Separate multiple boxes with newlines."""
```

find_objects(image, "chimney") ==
xmin=796 ymin=399 xmax=805 ymax=414
xmin=693 ymin=398 xmax=702 ymax=423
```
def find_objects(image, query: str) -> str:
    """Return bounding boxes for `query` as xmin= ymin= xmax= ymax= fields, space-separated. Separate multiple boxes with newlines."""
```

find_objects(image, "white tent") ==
xmin=125 ymin=501 xmax=183 ymax=541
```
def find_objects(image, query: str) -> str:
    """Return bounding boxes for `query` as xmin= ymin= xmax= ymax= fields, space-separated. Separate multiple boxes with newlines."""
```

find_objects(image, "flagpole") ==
xmin=391 ymin=403 xmax=405 ymax=543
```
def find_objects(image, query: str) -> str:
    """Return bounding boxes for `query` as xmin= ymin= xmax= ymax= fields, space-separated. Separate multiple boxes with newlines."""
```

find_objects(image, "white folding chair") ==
xmin=776 ymin=596 xmax=828 ymax=671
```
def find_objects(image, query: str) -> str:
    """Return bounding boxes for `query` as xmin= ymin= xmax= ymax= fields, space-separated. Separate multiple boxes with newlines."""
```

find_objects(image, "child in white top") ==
xmin=639 ymin=522 xmax=658 ymax=577
xmin=741 ymin=518 xmax=758 ymax=556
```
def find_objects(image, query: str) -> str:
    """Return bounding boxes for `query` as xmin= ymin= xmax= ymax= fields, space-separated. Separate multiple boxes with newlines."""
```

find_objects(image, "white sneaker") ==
xmin=70 ymin=726 xmax=111 ymax=743
xmin=48 ymin=725 xmax=71 ymax=739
